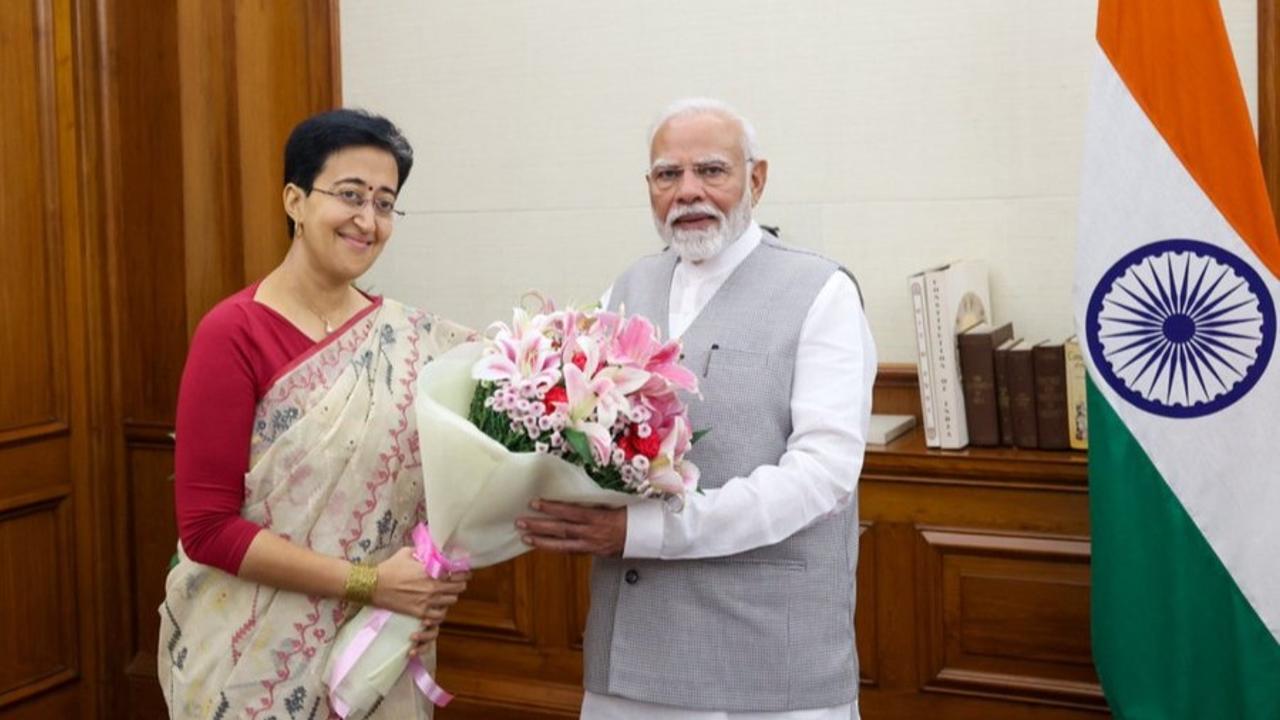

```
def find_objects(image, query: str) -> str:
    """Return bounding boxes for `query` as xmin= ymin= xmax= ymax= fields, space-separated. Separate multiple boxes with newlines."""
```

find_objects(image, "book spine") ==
xmin=909 ymin=275 xmax=940 ymax=447
xmin=958 ymin=334 xmax=997 ymax=445
xmin=1009 ymin=347 xmax=1039 ymax=449
xmin=994 ymin=344 xmax=1015 ymax=446
xmin=1034 ymin=344 xmax=1070 ymax=450
xmin=959 ymin=325 xmax=1010 ymax=446
xmin=1064 ymin=338 xmax=1088 ymax=450
xmin=926 ymin=270 xmax=967 ymax=448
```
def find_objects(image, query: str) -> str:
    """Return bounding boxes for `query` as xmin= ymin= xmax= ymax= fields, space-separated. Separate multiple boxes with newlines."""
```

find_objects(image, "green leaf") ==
xmin=563 ymin=427 xmax=593 ymax=463
xmin=691 ymin=428 xmax=711 ymax=445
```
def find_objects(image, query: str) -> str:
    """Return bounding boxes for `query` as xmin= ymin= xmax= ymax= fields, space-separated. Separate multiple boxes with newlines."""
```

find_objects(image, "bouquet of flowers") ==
xmin=324 ymin=300 xmax=701 ymax=716
xmin=417 ymin=299 xmax=702 ymax=568
xmin=471 ymin=303 xmax=702 ymax=498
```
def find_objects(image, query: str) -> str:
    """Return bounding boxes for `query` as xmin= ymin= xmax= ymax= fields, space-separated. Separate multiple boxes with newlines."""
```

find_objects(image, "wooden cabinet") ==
xmin=854 ymin=429 xmax=1104 ymax=719
xmin=435 ymin=366 xmax=1107 ymax=719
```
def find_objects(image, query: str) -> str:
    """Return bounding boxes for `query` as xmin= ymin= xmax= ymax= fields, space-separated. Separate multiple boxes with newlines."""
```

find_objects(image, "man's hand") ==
xmin=516 ymin=499 xmax=627 ymax=556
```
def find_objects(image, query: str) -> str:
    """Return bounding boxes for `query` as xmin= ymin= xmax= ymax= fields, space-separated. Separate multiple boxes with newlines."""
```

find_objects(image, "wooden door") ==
xmin=0 ymin=0 xmax=107 ymax=717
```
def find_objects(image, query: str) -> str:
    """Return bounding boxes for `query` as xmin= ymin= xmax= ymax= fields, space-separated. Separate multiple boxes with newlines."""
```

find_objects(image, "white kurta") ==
xmin=587 ymin=223 xmax=874 ymax=720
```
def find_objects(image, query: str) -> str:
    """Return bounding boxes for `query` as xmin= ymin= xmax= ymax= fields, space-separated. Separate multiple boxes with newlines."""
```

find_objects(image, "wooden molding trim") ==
xmin=328 ymin=0 xmax=342 ymax=105
xmin=122 ymin=421 xmax=175 ymax=446
xmin=1261 ymin=0 xmax=1280 ymax=225
xmin=0 ymin=667 xmax=80 ymax=711
xmin=0 ymin=420 xmax=70 ymax=448
xmin=0 ymin=486 xmax=72 ymax=516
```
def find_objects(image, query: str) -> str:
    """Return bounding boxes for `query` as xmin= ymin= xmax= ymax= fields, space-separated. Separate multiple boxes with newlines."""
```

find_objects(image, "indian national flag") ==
xmin=1076 ymin=1 xmax=1280 ymax=717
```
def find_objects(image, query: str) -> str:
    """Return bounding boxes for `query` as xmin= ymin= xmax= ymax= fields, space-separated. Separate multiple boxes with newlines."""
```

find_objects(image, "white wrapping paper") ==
xmin=416 ymin=341 xmax=647 ymax=569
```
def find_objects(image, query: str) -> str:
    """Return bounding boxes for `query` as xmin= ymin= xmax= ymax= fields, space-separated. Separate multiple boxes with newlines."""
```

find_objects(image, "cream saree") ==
xmin=159 ymin=299 xmax=470 ymax=720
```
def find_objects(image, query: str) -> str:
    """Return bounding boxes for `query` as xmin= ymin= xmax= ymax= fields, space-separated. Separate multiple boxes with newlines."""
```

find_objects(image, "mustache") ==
xmin=665 ymin=202 xmax=723 ymax=229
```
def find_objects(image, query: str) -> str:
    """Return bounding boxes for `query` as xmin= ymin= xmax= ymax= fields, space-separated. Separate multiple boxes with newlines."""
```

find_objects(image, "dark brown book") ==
xmin=1007 ymin=340 xmax=1039 ymax=449
xmin=1034 ymin=340 xmax=1070 ymax=450
xmin=958 ymin=322 xmax=1014 ymax=446
xmin=993 ymin=337 xmax=1019 ymax=446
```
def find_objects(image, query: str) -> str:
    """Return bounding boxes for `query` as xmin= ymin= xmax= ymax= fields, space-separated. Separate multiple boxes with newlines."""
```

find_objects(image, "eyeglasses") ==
xmin=311 ymin=186 xmax=404 ymax=219
xmin=647 ymin=160 xmax=747 ymax=192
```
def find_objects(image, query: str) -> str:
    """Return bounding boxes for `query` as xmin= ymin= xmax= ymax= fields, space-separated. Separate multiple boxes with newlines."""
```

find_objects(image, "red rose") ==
xmin=571 ymin=352 xmax=587 ymax=371
xmin=543 ymin=385 xmax=568 ymax=413
xmin=631 ymin=431 xmax=662 ymax=459
xmin=617 ymin=434 xmax=636 ymax=459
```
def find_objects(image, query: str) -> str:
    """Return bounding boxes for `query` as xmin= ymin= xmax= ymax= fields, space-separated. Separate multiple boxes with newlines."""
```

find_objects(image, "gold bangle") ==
xmin=344 ymin=563 xmax=378 ymax=605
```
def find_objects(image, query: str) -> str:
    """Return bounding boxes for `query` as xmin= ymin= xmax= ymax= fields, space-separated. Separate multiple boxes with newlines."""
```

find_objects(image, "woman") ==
xmin=159 ymin=109 xmax=470 ymax=719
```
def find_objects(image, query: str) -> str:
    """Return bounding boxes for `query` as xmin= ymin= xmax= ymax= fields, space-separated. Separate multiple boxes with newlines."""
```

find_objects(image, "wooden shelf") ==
xmin=865 ymin=426 xmax=1088 ymax=490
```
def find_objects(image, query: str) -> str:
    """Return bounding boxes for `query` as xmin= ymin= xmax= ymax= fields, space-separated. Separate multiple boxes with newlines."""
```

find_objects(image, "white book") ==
xmin=907 ymin=271 xmax=941 ymax=447
xmin=867 ymin=413 xmax=917 ymax=446
xmin=923 ymin=260 xmax=991 ymax=449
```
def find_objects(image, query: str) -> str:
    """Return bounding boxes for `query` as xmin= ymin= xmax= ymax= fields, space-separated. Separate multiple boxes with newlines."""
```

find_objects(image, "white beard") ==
xmin=655 ymin=184 xmax=754 ymax=263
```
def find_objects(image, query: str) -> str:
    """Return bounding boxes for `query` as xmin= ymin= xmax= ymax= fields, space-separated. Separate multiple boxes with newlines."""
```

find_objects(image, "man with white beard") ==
xmin=517 ymin=98 xmax=877 ymax=720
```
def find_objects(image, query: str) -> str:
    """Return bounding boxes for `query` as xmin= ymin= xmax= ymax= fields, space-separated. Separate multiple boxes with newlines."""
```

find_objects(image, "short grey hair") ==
xmin=648 ymin=97 xmax=761 ymax=161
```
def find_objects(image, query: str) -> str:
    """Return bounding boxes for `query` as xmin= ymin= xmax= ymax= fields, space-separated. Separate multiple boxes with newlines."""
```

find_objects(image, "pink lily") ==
xmin=646 ymin=416 xmax=699 ymax=494
xmin=644 ymin=340 xmax=699 ymax=394
xmin=472 ymin=310 xmax=560 ymax=390
xmin=607 ymin=315 xmax=698 ymax=395
xmin=562 ymin=363 xmax=614 ymax=464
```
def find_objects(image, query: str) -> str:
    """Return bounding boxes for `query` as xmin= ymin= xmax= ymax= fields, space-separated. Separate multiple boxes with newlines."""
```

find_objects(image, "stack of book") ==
xmin=987 ymin=336 xmax=1088 ymax=451
xmin=908 ymin=261 xmax=1087 ymax=451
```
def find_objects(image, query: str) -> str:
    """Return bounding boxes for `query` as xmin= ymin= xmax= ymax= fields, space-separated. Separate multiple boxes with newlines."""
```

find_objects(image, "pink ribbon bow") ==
xmin=328 ymin=523 xmax=470 ymax=716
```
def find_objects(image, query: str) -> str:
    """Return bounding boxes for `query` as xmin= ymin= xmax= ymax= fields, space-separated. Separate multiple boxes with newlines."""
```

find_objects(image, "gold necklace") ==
xmin=300 ymin=295 xmax=339 ymax=335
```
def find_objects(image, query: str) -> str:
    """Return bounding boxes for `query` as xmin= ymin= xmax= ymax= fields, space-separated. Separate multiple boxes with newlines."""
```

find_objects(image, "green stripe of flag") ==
xmin=1088 ymin=377 xmax=1280 ymax=719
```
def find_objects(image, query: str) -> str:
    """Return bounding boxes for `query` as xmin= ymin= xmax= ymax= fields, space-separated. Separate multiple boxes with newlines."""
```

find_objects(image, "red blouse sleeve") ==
xmin=174 ymin=304 xmax=265 ymax=574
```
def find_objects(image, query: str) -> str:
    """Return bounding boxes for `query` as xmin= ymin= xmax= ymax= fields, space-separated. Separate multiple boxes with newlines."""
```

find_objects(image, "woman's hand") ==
xmin=371 ymin=548 xmax=469 ymax=619
xmin=408 ymin=622 xmax=440 ymax=656
xmin=405 ymin=571 xmax=471 ymax=657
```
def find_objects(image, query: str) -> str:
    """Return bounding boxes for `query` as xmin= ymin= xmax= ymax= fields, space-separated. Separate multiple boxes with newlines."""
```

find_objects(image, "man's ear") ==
xmin=749 ymin=159 xmax=769 ymax=206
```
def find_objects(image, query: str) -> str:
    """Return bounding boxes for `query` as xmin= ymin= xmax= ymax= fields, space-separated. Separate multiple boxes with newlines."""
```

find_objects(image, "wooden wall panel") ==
xmin=0 ymin=0 xmax=63 ymax=434
xmin=0 ymin=502 xmax=75 ymax=702
xmin=1261 ymin=0 xmax=1280 ymax=225
xmin=437 ymin=551 xmax=585 ymax=719
xmin=104 ymin=2 xmax=191 ymax=711
xmin=0 ymin=0 xmax=101 ymax=716
xmin=176 ymin=0 xmax=244 ymax=336
xmin=123 ymin=445 xmax=177 ymax=675
xmin=0 ymin=437 xmax=71 ymax=504
xmin=916 ymin=530 xmax=1101 ymax=709
xmin=447 ymin=557 xmax=536 ymax=642
xmin=233 ymin=0 xmax=341 ymax=281
xmin=108 ymin=0 xmax=189 ymax=428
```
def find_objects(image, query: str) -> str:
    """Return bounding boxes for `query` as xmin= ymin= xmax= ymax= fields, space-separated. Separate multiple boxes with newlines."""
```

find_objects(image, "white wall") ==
xmin=341 ymin=1 xmax=1258 ymax=362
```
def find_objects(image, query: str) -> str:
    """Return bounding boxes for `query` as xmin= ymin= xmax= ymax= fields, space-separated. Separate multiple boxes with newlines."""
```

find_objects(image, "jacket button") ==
xmin=624 ymin=569 xmax=639 ymax=585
